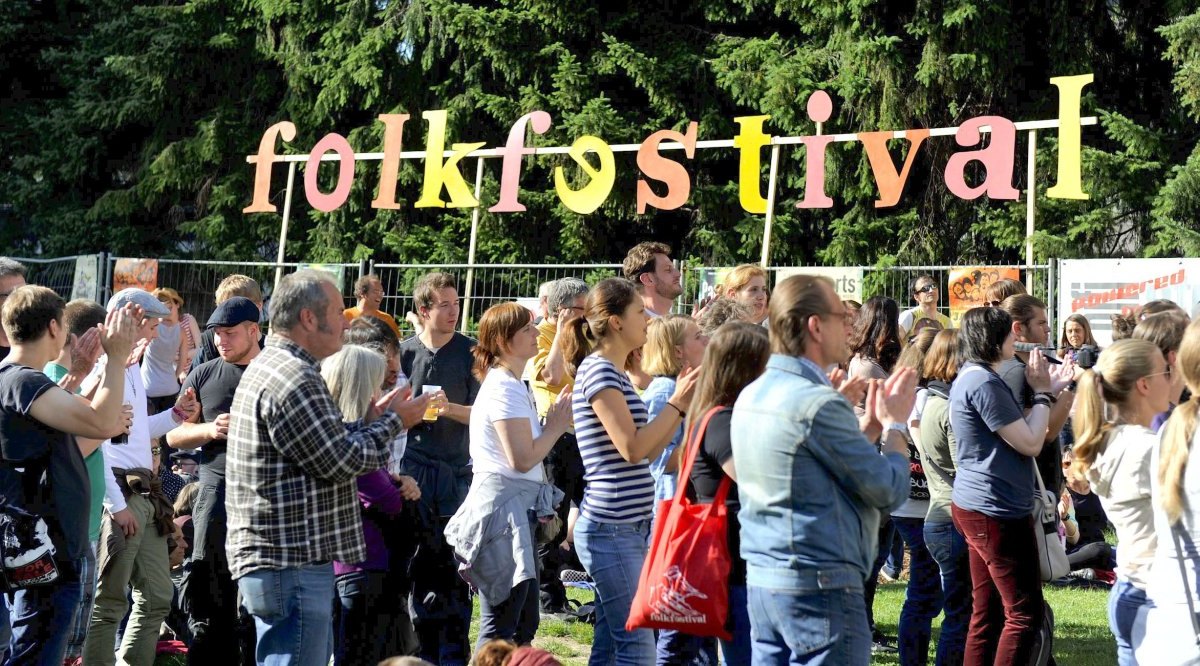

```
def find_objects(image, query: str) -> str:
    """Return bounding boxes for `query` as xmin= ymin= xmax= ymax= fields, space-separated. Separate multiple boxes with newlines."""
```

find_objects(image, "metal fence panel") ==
xmin=370 ymin=263 xmax=625 ymax=337
xmin=105 ymin=258 xmax=362 ymax=327
xmin=13 ymin=256 xmax=93 ymax=301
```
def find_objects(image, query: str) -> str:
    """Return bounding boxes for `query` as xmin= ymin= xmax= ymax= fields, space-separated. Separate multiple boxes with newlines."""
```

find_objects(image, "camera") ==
xmin=1074 ymin=345 xmax=1099 ymax=370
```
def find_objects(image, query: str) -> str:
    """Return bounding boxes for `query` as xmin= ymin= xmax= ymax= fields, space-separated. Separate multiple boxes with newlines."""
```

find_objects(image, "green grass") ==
xmin=155 ymin=582 xmax=1116 ymax=665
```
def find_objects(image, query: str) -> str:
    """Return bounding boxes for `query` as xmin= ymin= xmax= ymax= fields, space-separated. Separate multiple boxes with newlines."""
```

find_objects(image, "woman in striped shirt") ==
xmin=562 ymin=278 xmax=698 ymax=666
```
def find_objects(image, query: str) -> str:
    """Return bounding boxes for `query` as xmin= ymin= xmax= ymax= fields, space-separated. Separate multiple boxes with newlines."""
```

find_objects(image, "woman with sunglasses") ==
xmin=1069 ymin=339 xmax=1173 ymax=665
xmin=899 ymin=275 xmax=951 ymax=343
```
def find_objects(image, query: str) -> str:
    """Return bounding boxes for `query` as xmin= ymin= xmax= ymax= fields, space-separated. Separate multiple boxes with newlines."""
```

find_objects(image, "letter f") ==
xmin=244 ymin=121 xmax=297 ymax=213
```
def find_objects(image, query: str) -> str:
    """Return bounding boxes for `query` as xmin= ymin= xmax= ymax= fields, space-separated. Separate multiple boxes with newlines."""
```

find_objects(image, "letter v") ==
xmin=859 ymin=129 xmax=930 ymax=208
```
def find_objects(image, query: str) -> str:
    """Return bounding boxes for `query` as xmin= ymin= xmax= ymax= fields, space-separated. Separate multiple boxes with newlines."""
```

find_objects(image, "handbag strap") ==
xmin=1171 ymin=522 xmax=1200 ymax=646
xmin=674 ymin=406 xmax=732 ymax=505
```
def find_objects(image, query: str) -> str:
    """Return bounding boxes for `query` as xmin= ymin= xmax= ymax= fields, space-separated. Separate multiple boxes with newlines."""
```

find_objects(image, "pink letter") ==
xmin=489 ymin=111 xmax=553 ymax=213
xmin=636 ymin=122 xmax=698 ymax=213
xmin=796 ymin=91 xmax=834 ymax=209
xmin=304 ymin=133 xmax=356 ymax=212
xmin=244 ymin=121 xmax=297 ymax=213
xmin=371 ymin=114 xmax=410 ymax=210
xmin=944 ymin=116 xmax=1019 ymax=200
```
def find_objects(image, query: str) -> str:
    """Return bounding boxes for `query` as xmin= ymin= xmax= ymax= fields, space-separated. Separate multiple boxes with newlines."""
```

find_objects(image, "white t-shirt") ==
xmin=469 ymin=367 xmax=544 ymax=482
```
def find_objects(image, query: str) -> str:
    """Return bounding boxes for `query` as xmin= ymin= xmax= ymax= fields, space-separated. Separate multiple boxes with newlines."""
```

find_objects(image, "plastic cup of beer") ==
xmin=422 ymin=385 xmax=443 ymax=422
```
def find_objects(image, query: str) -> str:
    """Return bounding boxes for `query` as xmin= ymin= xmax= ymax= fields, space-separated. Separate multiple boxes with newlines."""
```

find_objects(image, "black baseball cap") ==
xmin=206 ymin=297 xmax=260 ymax=329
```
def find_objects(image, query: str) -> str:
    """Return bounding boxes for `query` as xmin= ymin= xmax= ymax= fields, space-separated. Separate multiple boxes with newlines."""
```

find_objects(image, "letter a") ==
xmin=944 ymin=116 xmax=1019 ymax=201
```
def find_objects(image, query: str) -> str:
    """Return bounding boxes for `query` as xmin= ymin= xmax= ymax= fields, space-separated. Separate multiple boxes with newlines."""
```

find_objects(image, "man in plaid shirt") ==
xmin=225 ymin=270 xmax=429 ymax=665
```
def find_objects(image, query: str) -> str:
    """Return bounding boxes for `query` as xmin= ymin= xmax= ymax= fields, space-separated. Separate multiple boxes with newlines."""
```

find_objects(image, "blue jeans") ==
xmin=748 ymin=586 xmax=871 ymax=665
xmin=237 ymin=563 xmax=335 ymax=666
xmin=574 ymin=516 xmax=654 ymax=666
xmin=1108 ymin=578 xmax=1151 ymax=666
xmin=64 ymin=540 xmax=98 ymax=659
xmin=923 ymin=520 xmax=971 ymax=666
xmin=721 ymin=584 xmax=752 ymax=666
xmin=7 ymin=556 xmax=85 ymax=665
xmin=655 ymin=629 xmax=717 ymax=665
xmin=894 ymin=517 xmax=944 ymax=666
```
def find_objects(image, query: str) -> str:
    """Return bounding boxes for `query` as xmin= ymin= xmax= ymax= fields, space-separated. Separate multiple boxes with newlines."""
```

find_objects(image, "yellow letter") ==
xmin=244 ymin=121 xmax=296 ymax=213
xmin=1047 ymin=73 xmax=1093 ymax=200
xmin=553 ymin=136 xmax=615 ymax=214
xmin=414 ymin=110 xmax=484 ymax=209
xmin=734 ymin=116 xmax=772 ymax=214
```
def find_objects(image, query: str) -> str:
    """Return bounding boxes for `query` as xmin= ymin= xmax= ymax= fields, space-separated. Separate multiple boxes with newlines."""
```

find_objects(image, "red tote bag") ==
xmin=626 ymin=406 xmax=733 ymax=640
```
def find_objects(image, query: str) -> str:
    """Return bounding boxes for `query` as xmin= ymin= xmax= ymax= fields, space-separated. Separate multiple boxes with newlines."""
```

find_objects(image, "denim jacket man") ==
xmin=731 ymin=275 xmax=917 ymax=666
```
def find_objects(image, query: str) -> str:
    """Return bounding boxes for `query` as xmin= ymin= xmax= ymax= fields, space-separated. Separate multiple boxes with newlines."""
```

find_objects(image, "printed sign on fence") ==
xmin=71 ymin=254 xmax=100 ymax=302
xmin=696 ymin=268 xmax=735 ymax=305
xmin=297 ymin=264 xmax=347 ymax=292
xmin=947 ymin=266 xmax=1020 ymax=326
xmin=775 ymin=267 xmax=864 ymax=302
xmin=112 ymin=258 xmax=158 ymax=293
xmin=1059 ymin=258 xmax=1199 ymax=346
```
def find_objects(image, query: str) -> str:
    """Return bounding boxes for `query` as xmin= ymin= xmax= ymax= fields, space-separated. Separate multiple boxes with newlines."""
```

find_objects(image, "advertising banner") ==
xmin=775 ymin=266 xmax=864 ymax=302
xmin=948 ymin=266 xmax=1020 ymax=326
xmin=1058 ymin=258 xmax=1198 ymax=346
xmin=112 ymin=258 xmax=158 ymax=293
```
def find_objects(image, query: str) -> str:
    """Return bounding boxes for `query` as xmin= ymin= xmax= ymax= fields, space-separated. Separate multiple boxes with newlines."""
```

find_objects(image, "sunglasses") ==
xmin=915 ymin=284 xmax=938 ymax=294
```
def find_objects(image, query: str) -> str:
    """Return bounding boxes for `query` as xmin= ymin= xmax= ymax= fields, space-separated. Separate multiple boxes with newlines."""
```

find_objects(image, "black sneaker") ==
xmin=871 ymin=632 xmax=898 ymax=654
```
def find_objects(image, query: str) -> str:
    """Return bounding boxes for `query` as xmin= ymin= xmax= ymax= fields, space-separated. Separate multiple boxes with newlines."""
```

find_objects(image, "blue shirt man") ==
xmin=731 ymin=275 xmax=916 ymax=665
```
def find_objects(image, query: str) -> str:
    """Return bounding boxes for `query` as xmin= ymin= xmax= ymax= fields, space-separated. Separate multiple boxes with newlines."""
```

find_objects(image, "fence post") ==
xmin=461 ymin=157 xmax=486 ymax=335
xmin=100 ymin=253 xmax=112 ymax=304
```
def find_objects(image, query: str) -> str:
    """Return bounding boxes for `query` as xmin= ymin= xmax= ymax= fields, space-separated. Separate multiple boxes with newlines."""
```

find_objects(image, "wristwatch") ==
xmin=885 ymin=422 xmax=909 ymax=436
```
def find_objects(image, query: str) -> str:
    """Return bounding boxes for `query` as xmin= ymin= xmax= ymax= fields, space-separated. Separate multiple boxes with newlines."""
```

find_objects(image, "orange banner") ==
xmin=113 ymin=258 xmax=158 ymax=293
xmin=948 ymin=266 xmax=1019 ymax=325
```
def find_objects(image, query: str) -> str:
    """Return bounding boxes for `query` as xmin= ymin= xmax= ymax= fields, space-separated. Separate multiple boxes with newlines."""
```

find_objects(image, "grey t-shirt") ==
xmin=950 ymin=363 xmax=1032 ymax=520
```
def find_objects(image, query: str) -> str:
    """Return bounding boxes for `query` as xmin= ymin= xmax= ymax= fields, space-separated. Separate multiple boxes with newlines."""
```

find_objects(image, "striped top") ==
xmin=573 ymin=353 xmax=653 ymax=523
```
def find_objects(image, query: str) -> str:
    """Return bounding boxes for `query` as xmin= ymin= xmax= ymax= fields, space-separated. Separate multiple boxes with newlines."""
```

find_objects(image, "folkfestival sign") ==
xmin=243 ymin=75 xmax=1095 ymax=215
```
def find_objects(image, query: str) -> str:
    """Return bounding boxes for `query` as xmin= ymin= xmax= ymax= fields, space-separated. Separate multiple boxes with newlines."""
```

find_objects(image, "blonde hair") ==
xmin=641 ymin=315 xmax=693 ymax=377
xmin=1160 ymin=318 xmax=1200 ymax=524
xmin=722 ymin=264 xmax=767 ymax=297
xmin=321 ymin=346 xmax=386 ymax=422
xmin=1072 ymin=339 xmax=1163 ymax=479
xmin=215 ymin=274 xmax=261 ymax=305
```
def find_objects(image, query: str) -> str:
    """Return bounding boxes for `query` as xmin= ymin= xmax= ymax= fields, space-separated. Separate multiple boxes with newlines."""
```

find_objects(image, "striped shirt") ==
xmin=573 ymin=353 xmax=652 ymax=523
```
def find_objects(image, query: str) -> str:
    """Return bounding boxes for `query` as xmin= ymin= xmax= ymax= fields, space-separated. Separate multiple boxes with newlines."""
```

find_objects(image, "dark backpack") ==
xmin=1028 ymin=601 xmax=1055 ymax=666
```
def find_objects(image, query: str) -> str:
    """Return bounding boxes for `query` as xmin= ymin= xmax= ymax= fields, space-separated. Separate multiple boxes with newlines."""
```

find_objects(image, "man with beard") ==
xmin=623 ymin=242 xmax=683 ymax=319
xmin=167 ymin=297 xmax=261 ymax=663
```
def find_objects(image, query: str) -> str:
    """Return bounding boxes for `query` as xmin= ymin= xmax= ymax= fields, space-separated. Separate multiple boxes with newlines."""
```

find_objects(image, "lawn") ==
xmin=154 ymin=580 xmax=1116 ymax=665
xmin=482 ymin=583 xmax=1117 ymax=666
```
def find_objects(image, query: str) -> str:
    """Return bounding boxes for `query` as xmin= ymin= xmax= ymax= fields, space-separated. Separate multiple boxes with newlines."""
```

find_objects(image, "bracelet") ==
xmin=1035 ymin=391 xmax=1057 ymax=405
xmin=666 ymin=402 xmax=686 ymax=418
xmin=1032 ymin=396 xmax=1053 ymax=408
xmin=171 ymin=405 xmax=187 ymax=422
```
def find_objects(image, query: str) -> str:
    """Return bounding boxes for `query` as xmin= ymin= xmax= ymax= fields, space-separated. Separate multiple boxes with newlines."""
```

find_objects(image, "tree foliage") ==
xmin=3 ymin=0 xmax=1200 ymax=268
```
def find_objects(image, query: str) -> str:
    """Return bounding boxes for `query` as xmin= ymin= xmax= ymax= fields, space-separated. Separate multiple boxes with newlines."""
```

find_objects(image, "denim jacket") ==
xmin=731 ymin=354 xmax=910 ymax=592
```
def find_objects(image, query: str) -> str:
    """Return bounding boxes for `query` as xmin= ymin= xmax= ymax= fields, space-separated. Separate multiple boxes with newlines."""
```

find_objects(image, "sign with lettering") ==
xmin=1058 ymin=259 xmax=1198 ymax=346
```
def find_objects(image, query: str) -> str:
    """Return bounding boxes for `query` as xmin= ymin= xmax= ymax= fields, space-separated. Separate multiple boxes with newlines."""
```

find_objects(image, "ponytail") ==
xmin=1070 ymin=369 xmax=1109 ymax=478
xmin=1160 ymin=397 xmax=1198 ymax=525
xmin=562 ymin=315 xmax=593 ymax=377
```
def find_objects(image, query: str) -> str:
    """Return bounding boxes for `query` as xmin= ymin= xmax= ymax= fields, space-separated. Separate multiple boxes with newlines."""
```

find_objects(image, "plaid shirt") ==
xmin=225 ymin=335 xmax=403 ymax=579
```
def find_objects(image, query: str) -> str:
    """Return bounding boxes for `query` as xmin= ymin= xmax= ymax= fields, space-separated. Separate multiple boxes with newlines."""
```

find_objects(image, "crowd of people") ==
xmin=0 ymin=247 xmax=1198 ymax=666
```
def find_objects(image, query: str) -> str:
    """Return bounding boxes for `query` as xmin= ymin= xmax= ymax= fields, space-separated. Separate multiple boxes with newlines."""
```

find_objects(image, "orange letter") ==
xmin=636 ymin=122 xmax=698 ymax=213
xmin=860 ymin=130 xmax=930 ymax=208
xmin=244 ymin=121 xmax=296 ymax=213
xmin=371 ymin=114 xmax=410 ymax=210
